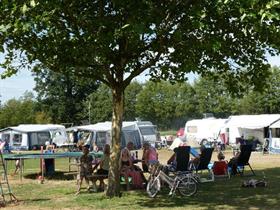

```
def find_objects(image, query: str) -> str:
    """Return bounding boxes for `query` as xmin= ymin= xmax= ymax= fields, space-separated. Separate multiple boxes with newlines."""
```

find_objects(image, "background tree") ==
xmin=0 ymin=91 xmax=37 ymax=128
xmin=1 ymin=1 xmax=280 ymax=197
xmin=136 ymin=81 xmax=198 ymax=129
xmin=236 ymin=66 xmax=280 ymax=114
xmin=193 ymin=77 xmax=235 ymax=118
xmin=34 ymin=69 xmax=99 ymax=125
xmin=85 ymin=81 xmax=143 ymax=123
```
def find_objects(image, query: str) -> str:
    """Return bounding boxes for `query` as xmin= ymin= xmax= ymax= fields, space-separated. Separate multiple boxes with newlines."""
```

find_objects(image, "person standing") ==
xmin=76 ymin=145 xmax=93 ymax=195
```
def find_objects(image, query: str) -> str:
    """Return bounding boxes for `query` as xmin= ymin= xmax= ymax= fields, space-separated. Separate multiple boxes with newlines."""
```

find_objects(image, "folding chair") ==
xmin=236 ymin=144 xmax=255 ymax=176
xmin=174 ymin=146 xmax=190 ymax=172
xmin=192 ymin=147 xmax=214 ymax=182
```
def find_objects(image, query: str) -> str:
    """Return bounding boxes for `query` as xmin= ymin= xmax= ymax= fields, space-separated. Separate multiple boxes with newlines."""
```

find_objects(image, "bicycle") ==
xmin=146 ymin=163 xmax=198 ymax=198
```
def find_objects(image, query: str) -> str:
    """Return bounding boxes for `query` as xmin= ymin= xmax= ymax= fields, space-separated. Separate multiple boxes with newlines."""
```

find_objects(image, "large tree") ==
xmin=1 ymin=1 xmax=280 ymax=196
xmin=34 ymin=69 xmax=99 ymax=124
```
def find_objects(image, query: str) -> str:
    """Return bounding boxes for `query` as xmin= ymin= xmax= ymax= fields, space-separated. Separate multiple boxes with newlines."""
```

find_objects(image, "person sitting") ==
xmin=120 ymin=147 xmax=133 ymax=190
xmin=228 ymin=150 xmax=241 ymax=175
xmin=76 ymin=145 xmax=94 ymax=195
xmin=126 ymin=142 xmax=147 ymax=187
xmin=92 ymin=144 xmax=110 ymax=192
xmin=212 ymin=152 xmax=228 ymax=176
xmin=189 ymin=145 xmax=206 ymax=169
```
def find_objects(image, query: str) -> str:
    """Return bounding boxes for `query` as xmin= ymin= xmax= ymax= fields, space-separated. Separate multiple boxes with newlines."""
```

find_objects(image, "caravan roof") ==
xmin=225 ymin=114 xmax=280 ymax=129
xmin=2 ymin=124 xmax=66 ymax=133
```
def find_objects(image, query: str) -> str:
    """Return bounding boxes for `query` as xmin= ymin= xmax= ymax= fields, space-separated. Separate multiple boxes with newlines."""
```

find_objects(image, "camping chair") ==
xmin=236 ymin=144 xmax=255 ymax=176
xmin=192 ymin=147 xmax=214 ymax=182
xmin=212 ymin=160 xmax=230 ymax=180
xmin=174 ymin=146 xmax=190 ymax=172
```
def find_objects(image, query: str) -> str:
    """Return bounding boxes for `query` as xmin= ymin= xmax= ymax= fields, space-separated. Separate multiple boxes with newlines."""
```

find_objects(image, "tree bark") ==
xmin=106 ymin=85 xmax=124 ymax=197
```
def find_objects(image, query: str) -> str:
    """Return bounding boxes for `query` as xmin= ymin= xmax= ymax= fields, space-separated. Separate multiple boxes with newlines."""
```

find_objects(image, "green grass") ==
xmin=4 ymin=152 xmax=280 ymax=210
xmin=159 ymin=130 xmax=177 ymax=136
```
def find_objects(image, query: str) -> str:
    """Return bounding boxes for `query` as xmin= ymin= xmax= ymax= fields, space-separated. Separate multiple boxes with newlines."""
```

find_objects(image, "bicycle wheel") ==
xmin=177 ymin=177 xmax=197 ymax=197
xmin=146 ymin=177 xmax=161 ymax=198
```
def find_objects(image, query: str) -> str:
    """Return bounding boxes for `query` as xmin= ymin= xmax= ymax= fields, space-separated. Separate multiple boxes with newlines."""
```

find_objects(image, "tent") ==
xmin=0 ymin=124 xmax=68 ymax=150
xmin=222 ymin=114 xmax=280 ymax=145
xmin=268 ymin=120 xmax=280 ymax=154
xmin=67 ymin=122 xmax=142 ymax=150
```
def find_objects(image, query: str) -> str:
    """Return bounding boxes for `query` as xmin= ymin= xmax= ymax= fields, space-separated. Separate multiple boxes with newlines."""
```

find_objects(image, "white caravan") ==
xmin=184 ymin=118 xmax=227 ymax=145
xmin=221 ymin=114 xmax=280 ymax=145
xmin=0 ymin=124 xmax=68 ymax=150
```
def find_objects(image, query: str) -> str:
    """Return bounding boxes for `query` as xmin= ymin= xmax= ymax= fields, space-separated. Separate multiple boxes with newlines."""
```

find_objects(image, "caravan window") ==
xmin=2 ymin=134 xmax=10 ymax=143
xmin=30 ymin=132 xmax=51 ymax=147
xmin=122 ymin=130 xmax=142 ymax=149
xmin=96 ymin=132 xmax=107 ymax=148
xmin=38 ymin=132 xmax=51 ymax=144
xmin=272 ymin=128 xmax=280 ymax=138
xmin=187 ymin=126 xmax=197 ymax=133
xmin=13 ymin=134 xmax=22 ymax=146
xmin=139 ymin=127 xmax=155 ymax=135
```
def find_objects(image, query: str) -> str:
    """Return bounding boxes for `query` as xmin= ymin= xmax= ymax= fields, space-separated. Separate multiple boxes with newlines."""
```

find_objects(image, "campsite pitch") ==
xmin=3 ymin=149 xmax=280 ymax=210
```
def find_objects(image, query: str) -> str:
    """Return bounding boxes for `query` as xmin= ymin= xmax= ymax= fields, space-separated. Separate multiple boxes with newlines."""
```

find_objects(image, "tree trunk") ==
xmin=106 ymin=86 xmax=124 ymax=197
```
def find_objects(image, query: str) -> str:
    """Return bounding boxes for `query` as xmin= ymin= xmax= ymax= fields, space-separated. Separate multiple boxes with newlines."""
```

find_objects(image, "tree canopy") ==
xmin=1 ymin=0 xmax=280 ymax=196
xmin=33 ymin=69 xmax=99 ymax=124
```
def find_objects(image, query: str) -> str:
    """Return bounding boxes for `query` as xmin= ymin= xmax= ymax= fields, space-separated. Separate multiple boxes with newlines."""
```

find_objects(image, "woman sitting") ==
xmin=120 ymin=147 xmax=145 ymax=190
xmin=120 ymin=147 xmax=133 ymax=190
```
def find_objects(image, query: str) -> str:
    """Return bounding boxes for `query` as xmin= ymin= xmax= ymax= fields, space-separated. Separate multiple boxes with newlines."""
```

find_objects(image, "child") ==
xmin=76 ymin=145 xmax=93 ymax=195
xmin=212 ymin=152 xmax=228 ymax=176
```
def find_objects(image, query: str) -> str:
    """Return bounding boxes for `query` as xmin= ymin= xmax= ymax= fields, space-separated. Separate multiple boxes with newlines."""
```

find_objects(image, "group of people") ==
xmin=166 ymin=140 xmax=239 ymax=177
xmin=76 ymin=141 xmax=159 ymax=194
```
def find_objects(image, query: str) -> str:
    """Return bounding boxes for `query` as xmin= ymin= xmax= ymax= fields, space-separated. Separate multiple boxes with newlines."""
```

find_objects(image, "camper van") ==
xmin=184 ymin=118 xmax=227 ymax=145
xmin=124 ymin=121 xmax=160 ymax=147
xmin=0 ymin=124 xmax=68 ymax=150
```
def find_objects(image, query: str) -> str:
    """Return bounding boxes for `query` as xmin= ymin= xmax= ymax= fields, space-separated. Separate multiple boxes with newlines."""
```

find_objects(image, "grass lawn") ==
xmin=3 ymin=150 xmax=280 ymax=210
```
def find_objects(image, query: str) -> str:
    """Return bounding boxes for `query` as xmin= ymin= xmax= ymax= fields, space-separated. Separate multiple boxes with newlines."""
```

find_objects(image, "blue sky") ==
xmin=0 ymin=55 xmax=280 ymax=103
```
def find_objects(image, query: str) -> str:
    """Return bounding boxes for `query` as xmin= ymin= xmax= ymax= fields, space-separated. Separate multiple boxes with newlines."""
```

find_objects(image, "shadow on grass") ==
xmin=26 ymin=198 xmax=51 ymax=202
xmin=24 ymin=171 xmax=76 ymax=180
xmin=134 ymin=167 xmax=280 ymax=209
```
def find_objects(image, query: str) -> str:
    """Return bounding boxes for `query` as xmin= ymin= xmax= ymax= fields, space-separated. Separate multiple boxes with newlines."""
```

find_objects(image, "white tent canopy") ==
xmin=224 ymin=114 xmax=280 ymax=129
xmin=9 ymin=124 xmax=66 ymax=133
xmin=67 ymin=121 xmax=139 ymax=132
